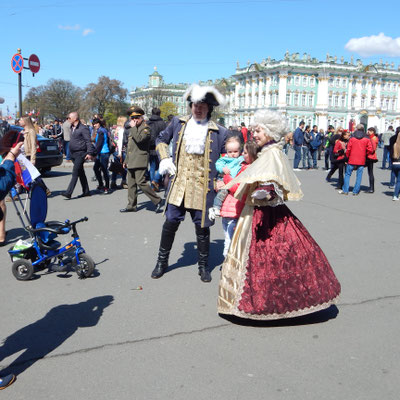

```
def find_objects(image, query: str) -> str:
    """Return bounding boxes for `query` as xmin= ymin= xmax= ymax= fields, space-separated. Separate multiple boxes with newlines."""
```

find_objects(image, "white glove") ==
xmin=208 ymin=207 xmax=220 ymax=221
xmin=251 ymin=189 xmax=271 ymax=200
xmin=158 ymin=158 xmax=176 ymax=176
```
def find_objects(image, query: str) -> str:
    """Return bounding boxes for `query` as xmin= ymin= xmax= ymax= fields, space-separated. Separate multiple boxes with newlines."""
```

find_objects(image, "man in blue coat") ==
xmin=293 ymin=120 xmax=305 ymax=170
xmin=151 ymin=84 xmax=227 ymax=282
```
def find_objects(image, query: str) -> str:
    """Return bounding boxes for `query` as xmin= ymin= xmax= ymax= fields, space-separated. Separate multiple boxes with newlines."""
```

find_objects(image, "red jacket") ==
xmin=346 ymin=131 xmax=373 ymax=166
xmin=333 ymin=139 xmax=347 ymax=162
xmin=367 ymin=133 xmax=378 ymax=161
xmin=220 ymin=163 xmax=249 ymax=218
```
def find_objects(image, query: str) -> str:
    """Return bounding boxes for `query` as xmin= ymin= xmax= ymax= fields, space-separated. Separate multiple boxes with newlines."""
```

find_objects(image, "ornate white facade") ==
xmin=225 ymin=53 xmax=400 ymax=132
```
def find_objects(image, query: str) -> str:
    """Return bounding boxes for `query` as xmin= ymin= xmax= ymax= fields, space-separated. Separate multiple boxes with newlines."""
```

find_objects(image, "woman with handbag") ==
xmin=333 ymin=130 xmax=350 ymax=190
xmin=365 ymin=127 xmax=379 ymax=193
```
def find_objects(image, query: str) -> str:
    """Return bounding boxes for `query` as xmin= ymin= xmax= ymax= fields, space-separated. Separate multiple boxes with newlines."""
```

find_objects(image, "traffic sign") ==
xmin=11 ymin=53 xmax=24 ymax=73
xmin=28 ymin=54 xmax=40 ymax=74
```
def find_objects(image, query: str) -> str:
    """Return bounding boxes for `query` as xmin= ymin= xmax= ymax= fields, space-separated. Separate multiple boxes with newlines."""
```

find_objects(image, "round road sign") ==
xmin=28 ymin=54 xmax=40 ymax=74
xmin=11 ymin=53 xmax=24 ymax=73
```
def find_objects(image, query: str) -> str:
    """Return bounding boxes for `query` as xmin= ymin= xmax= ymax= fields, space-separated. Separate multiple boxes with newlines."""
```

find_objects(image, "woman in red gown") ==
xmin=218 ymin=110 xmax=341 ymax=320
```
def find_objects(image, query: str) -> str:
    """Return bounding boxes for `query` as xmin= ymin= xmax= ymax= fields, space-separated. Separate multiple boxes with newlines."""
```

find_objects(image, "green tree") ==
xmin=84 ymin=76 xmax=127 ymax=116
xmin=159 ymin=101 xmax=177 ymax=120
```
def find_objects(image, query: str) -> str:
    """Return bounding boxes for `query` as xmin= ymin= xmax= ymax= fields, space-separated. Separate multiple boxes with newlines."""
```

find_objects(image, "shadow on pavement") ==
xmin=0 ymin=295 xmax=114 ymax=377
xmin=219 ymin=305 xmax=339 ymax=327
xmin=167 ymin=239 xmax=224 ymax=273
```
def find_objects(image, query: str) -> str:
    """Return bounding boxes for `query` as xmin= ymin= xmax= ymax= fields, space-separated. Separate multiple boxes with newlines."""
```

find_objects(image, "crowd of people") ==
xmin=6 ymin=81 xmax=400 ymax=388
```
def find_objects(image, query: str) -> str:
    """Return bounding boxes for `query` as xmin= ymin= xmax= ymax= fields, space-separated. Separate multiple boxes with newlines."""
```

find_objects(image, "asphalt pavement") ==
xmin=0 ymin=148 xmax=399 ymax=400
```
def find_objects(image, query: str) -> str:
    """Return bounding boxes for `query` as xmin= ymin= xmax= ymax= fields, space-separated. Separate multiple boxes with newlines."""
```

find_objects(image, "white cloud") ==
xmin=82 ymin=28 xmax=94 ymax=37
xmin=58 ymin=24 xmax=80 ymax=31
xmin=345 ymin=33 xmax=400 ymax=57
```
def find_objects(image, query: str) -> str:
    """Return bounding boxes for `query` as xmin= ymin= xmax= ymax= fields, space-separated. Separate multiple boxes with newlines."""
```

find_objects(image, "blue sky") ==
xmin=1 ymin=0 xmax=400 ymax=116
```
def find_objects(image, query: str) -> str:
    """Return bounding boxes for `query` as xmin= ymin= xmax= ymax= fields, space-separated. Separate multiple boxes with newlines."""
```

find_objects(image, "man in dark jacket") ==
xmin=293 ymin=121 xmax=305 ymax=170
xmin=147 ymin=108 xmax=167 ymax=191
xmin=62 ymin=112 xmax=96 ymax=199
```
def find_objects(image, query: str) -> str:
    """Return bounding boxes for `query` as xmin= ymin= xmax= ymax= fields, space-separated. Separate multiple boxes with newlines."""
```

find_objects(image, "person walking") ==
xmin=110 ymin=116 xmax=128 ymax=189
xmin=217 ymin=109 xmax=341 ymax=320
xmin=120 ymin=107 xmax=162 ymax=213
xmin=389 ymin=128 xmax=400 ymax=201
xmin=326 ymin=126 xmax=343 ymax=181
xmin=324 ymin=125 xmax=335 ymax=170
xmin=339 ymin=125 xmax=372 ymax=196
xmin=62 ymin=112 xmax=96 ymax=199
xmin=302 ymin=125 xmax=312 ymax=169
xmin=293 ymin=120 xmax=305 ymax=171
xmin=92 ymin=118 xmax=111 ymax=194
xmin=365 ymin=127 xmax=379 ymax=193
xmin=151 ymin=84 xmax=227 ymax=283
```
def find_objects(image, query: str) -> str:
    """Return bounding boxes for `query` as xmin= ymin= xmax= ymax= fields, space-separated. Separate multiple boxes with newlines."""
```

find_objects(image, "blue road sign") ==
xmin=11 ymin=53 xmax=24 ymax=73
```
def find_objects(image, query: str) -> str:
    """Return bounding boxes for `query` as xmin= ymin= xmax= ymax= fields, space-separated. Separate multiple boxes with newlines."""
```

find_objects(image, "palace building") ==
xmin=226 ymin=52 xmax=400 ymax=131
xmin=131 ymin=54 xmax=400 ymax=132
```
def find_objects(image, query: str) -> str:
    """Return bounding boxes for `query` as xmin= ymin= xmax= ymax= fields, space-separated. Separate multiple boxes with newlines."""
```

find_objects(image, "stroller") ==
xmin=8 ymin=180 xmax=95 ymax=281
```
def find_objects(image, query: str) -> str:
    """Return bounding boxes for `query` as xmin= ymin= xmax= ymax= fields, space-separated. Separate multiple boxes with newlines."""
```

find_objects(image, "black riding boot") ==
xmin=151 ymin=220 xmax=180 ymax=279
xmin=195 ymin=225 xmax=211 ymax=283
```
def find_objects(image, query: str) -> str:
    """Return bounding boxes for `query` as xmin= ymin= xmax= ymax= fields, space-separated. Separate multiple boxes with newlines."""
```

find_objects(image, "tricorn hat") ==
xmin=183 ymin=84 xmax=225 ymax=107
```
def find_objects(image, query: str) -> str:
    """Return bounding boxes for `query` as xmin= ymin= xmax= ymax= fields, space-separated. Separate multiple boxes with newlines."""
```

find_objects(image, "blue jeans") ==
xmin=391 ymin=164 xmax=400 ymax=197
xmin=293 ymin=145 xmax=302 ymax=168
xmin=149 ymin=154 xmax=162 ymax=185
xmin=63 ymin=140 xmax=71 ymax=160
xmin=222 ymin=217 xmax=237 ymax=257
xmin=343 ymin=164 xmax=364 ymax=194
xmin=310 ymin=148 xmax=318 ymax=168
xmin=302 ymin=146 xmax=311 ymax=169
xmin=93 ymin=153 xmax=110 ymax=188
xmin=382 ymin=146 xmax=391 ymax=169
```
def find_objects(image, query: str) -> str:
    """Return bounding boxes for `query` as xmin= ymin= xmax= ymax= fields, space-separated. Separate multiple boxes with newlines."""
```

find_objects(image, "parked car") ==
xmin=9 ymin=125 xmax=63 ymax=174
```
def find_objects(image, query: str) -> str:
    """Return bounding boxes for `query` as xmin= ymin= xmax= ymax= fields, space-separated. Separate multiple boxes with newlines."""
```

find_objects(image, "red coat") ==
xmin=346 ymin=132 xmax=373 ymax=166
xmin=367 ymin=133 xmax=378 ymax=161
xmin=220 ymin=163 xmax=249 ymax=218
xmin=333 ymin=139 xmax=347 ymax=162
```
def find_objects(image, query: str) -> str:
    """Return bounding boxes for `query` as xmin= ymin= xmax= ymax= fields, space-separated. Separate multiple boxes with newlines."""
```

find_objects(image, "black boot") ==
xmin=195 ymin=225 xmax=211 ymax=283
xmin=151 ymin=220 xmax=180 ymax=279
xmin=367 ymin=181 xmax=374 ymax=193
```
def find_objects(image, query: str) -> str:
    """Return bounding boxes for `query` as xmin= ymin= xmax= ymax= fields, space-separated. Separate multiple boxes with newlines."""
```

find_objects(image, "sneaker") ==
xmin=393 ymin=196 xmax=399 ymax=201
xmin=352 ymin=192 xmax=359 ymax=196
xmin=293 ymin=168 xmax=302 ymax=171
xmin=338 ymin=190 xmax=348 ymax=195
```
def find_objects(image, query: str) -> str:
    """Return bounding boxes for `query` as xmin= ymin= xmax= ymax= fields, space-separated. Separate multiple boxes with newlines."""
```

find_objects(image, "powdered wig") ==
xmin=253 ymin=110 xmax=289 ymax=143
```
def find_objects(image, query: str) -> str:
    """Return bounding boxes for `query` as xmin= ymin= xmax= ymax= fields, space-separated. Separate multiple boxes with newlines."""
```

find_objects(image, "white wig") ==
xmin=254 ymin=109 xmax=289 ymax=143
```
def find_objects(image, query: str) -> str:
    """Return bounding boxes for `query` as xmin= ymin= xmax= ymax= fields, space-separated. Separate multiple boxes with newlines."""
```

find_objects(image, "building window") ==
xmin=351 ymin=96 xmax=355 ymax=108
xmin=295 ymin=76 xmax=300 ymax=86
xmin=335 ymin=78 xmax=340 ymax=88
xmin=340 ymin=95 xmax=346 ymax=108
xmin=342 ymin=78 xmax=347 ymax=88
xmin=286 ymin=93 xmax=291 ymax=105
xmin=328 ymin=95 xmax=333 ymax=107
xmin=310 ymin=77 xmax=315 ymax=87
xmin=303 ymin=76 xmax=307 ymax=86
xmin=334 ymin=95 xmax=339 ymax=107
xmin=329 ymin=78 xmax=334 ymax=87
xmin=302 ymin=94 xmax=306 ymax=106
xmin=392 ymin=99 xmax=396 ymax=110
xmin=361 ymin=97 xmax=366 ymax=108
xmin=308 ymin=94 xmax=314 ymax=107
xmin=287 ymin=77 xmax=291 ymax=85
xmin=294 ymin=94 xmax=299 ymax=106
xmin=362 ymin=80 xmax=367 ymax=89
xmin=386 ymin=99 xmax=390 ymax=109
xmin=293 ymin=118 xmax=298 ymax=130
xmin=370 ymin=98 xmax=375 ymax=107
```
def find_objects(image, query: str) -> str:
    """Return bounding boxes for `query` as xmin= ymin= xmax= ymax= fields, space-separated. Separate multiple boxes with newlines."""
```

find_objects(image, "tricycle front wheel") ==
xmin=12 ymin=259 xmax=34 ymax=281
xmin=75 ymin=253 xmax=95 ymax=278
